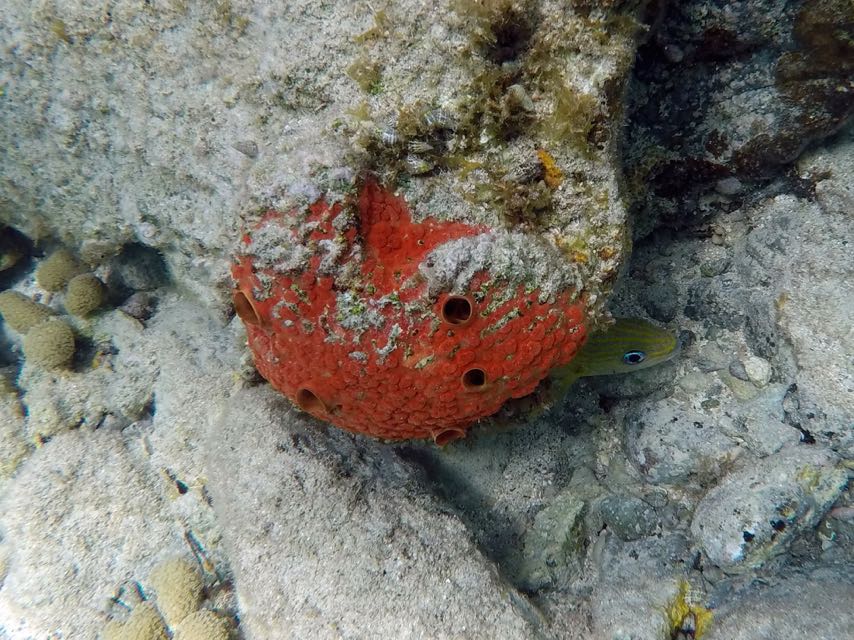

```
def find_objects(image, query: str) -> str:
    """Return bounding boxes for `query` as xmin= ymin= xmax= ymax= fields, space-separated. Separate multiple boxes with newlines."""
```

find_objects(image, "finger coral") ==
xmin=232 ymin=180 xmax=589 ymax=442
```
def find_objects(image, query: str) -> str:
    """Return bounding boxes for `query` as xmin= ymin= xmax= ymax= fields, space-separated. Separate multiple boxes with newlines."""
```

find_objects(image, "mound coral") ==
xmin=172 ymin=610 xmax=231 ymax=640
xmin=64 ymin=272 xmax=106 ymax=317
xmin=0 ymin=227 xmax=23 ymax=272
xmin=0 ymin=291 xmax=54 ymax=334
xmin=22 ymin=317 xmax=75 ymax=370
xmin=101 ymin=602 xmax=168 ymax=640
xmin=232 ymin=180 xmax=588 ymax=442
xmin=35 ymin=248 xmax=85 ymax=292
xmin=100 ymin=557 xmax=227 ymax=640
xmin=148 ymin=557 xmax=203 ymax=628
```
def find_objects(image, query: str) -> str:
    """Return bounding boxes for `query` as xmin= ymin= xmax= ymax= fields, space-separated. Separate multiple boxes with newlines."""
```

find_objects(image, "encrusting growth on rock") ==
xmin=665 ymin=580 xmax=713 ymax=639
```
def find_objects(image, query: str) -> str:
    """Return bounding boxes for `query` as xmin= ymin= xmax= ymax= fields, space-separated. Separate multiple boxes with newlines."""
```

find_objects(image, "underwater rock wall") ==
xmin=625 ymin=0 xmax=854 ymax=235
xmin=1 ymin=0 xmax=647 ymax=313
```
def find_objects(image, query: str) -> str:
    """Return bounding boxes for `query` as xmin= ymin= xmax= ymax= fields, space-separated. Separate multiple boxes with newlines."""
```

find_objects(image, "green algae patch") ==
xmin=347 ymin=57 xmax=383 ymax=94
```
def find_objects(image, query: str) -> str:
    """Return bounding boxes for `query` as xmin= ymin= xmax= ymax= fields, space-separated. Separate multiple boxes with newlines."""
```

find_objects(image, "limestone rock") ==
xmin=206 ymin=385 xmax=543 ymax=639
xmin=691 ymin=446 xmax=847 ymax=572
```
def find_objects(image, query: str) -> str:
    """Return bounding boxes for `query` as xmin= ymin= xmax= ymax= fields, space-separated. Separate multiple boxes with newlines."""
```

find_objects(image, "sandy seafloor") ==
xmin=0 ymin=1 xmax=852 ymax=639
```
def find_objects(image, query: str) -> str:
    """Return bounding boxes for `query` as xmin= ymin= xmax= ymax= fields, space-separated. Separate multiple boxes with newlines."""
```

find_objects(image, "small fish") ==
xmin=550 ymin=317 xmax=679 ymax=388
xmin=492 ymin=318 xmax=679 ymax=427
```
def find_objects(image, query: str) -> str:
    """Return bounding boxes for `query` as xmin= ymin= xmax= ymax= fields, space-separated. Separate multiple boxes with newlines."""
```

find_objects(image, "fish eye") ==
xmin=623 ymin=350 xmax=646 ymax=365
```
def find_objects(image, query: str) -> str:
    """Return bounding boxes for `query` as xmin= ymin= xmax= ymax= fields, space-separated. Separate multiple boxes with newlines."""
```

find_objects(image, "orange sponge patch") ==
xmin=232 ymin=181 xmax=587 ymax=441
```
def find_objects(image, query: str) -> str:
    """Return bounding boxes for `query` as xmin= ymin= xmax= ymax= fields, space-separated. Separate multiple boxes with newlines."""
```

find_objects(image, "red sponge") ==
xmin=232 ymin=181 xmax=587 ymax=442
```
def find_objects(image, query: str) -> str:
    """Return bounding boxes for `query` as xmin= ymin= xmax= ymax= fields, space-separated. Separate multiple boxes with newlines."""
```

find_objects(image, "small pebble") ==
xmin=504 ymin=83 xmax=535 ymax=113
xmin=137 ymin=222 xmax=158 ymax=241
xmin=728 ymin=359 xmax=750 ymax=381
xmin=679 ymin=371 xmax=714 ymax=394
xmin=719 ymin=370 xmax=760 ymax=401
xmin=645 ymin=489 xmax=669 ymax=509
xmin=743 ymin=355 xmax=772 ymax=387
xmin=232 ymin=139 xmax=259 ymax=158
xmin=715 ymin=177 xmax=743 ymax=196
xmin=696 ymin=342 xmax=728 ymax=372
xmin=705 ymin=325 xmax=724 ymax=341
xmin=643 ymin=257 xmax=671 ymax=282
xmin=599 ymin=495 xmax=658 ymax=541
xmin=99 ymin=413 xmax=128 ymax=431
xmin=119 ymin=291 xmax=157 ymax=322
xmin=108 ymin=244 xmax=169 ymax=293
xmin=677 ymin=329 xmax=696 ymax=350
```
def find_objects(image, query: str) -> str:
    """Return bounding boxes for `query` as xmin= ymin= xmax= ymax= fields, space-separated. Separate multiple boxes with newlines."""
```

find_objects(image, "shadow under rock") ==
xmin=394 ymin=393 xmax=602 ymax=593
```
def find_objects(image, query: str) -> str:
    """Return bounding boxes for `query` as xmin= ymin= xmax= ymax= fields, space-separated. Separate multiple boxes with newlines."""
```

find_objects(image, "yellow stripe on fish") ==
xmin=551 ymin=317 xmax=679 ymax=388
xmin=489 ymin=318 xmax=679 ymax=428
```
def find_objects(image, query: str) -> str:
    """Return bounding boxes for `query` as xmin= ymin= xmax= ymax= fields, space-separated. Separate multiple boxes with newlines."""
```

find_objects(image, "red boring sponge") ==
xmin=231 ymin=180 xmax=587 ymax=443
